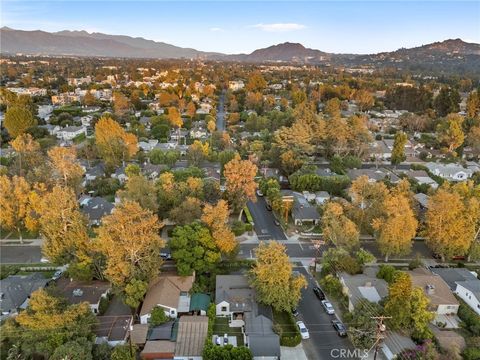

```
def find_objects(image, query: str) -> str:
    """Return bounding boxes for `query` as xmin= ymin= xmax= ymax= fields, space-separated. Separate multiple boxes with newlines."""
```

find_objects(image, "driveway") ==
xmin=247 ymin=196 xmax=287 ymax=241
xmin=295 ymin=267 xmax=358 ymax=359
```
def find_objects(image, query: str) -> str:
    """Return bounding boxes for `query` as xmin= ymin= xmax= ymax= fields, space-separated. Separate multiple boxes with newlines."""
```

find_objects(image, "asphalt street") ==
xmin=247 ymin=196 xmax=287 ymax=241
xmin=216 ymin=90 xmax=226 ymax=131
xmin=295 ymin=267 xmax=357 ymax=359
xmin=0 ymin=245 xmax=42 ymax=264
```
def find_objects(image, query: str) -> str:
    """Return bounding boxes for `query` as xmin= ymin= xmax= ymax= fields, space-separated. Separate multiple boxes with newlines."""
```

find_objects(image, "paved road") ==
xmin=295 ymin=267 xmax=357 ymax=359
xmin=247 ymin=196 xmax=287 ymax=241
xmin=313 ymin=162 xmax=412 ymax=171
xmin=216 ymin=90 xmax=226 ymax=131
xmin=238 ymin=240 xmax=432 ymax=261
xmin=0 ymin=245 xmax=42 ymax=264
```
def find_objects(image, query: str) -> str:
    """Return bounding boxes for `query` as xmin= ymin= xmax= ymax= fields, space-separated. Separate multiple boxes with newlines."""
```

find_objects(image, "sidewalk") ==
xmin=0 ymin=238 xmax=43 ymax=246
xmin=280 ymin=344 xmax=308 ymax=360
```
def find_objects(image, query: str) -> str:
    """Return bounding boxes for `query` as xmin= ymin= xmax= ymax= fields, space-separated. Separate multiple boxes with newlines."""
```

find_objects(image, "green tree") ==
xmin=384 ymin=272 xmax=412 ymax=329
xmin=250 ymin=242 xmax=307 ymax=312
xmin=4 ymin=106 xmax=36 ymax=138
xmin=5 ymin=289 xmax=97 ymax=359
xmin=124 ymin=279 xmax=148 ymax=309
xmin=150 ymin=306 xmax=169 ymax=326
xmin=110 ymin=344 xmax=136 ymax=360
xmin=170 ymin=223 xmax=221 ymax=276
xmin=436 ymin=114 xmax=465 ymax=155
xmin=346 ymin=299 xmax=382 ymax=348
xmin=391 ymin=131 xmax=407 ymax=165
xmin=117 ymin=175 xmax=158 ymax=212
xmin=50 ymin=338 xmax=93 ymax=360
xmin=434 ymin=87 xmax=460 ymax=117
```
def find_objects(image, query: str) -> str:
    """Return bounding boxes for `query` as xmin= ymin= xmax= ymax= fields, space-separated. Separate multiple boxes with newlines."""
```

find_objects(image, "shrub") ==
xmin=408 ymin=254 xmax=424 ymax=270
xmin=377 ymin=264 xmax=399 ymax=284
xmin=319 ymin=274 xmax=343 ymax=299
xmin=150 ymin=306 xmax=169 ymax=326
xmin=231 ymin=220 xmax=247 ymax=236
xmin=280 ymin=333 xmax=302 ymax=347
xmin=458 ymin=300 xmax=480 ymax=336
xmin=462 ymin=348 xmax=480 ymax=360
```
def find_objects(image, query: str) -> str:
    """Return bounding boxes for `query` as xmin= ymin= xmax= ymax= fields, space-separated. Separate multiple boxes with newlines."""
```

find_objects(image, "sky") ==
xmin=2 ymin=1 xmax=479 ymax=54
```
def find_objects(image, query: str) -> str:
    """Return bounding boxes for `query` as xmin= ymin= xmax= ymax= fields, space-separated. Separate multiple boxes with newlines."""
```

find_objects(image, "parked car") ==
xmin=274 ymin=218 xmax=280 ymax=226
xmin=296 ymin=321 xmax=310 ymax=339
xmin=215 ymin=336 xmax=221 ymax=346
xmin=265 ymin=204 xmax=272 ymax=211
xmin=223 ymin=333 xmax=228 ymax=344
xmin=332 ymin=319 xmax=347 ymax=337
xmin=52 ymin=270 xmax=63 ymax=280
xmin=256 ymin=190 xmax=264 ymax=197
xmin=292 ymin=308 xmax=299 ymax=317
xmin=313 ymin=286 xmax=325 ymax=300
xmin=160 ymin=252 xmax=172 ymax=260
xmin=321 ymin=300 xmax=335 ymax=315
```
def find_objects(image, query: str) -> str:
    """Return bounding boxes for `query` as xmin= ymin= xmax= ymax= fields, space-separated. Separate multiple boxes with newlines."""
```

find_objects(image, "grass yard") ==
xmin=213 ymin=317 xmax=244 ymax=346
xmin=272 ymin=310 xmax=298 ymax=337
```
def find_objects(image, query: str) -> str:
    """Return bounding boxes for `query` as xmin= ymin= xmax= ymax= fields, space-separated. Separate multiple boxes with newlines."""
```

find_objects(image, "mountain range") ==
xmin=1 ymin=27 xmax=479 ymax=70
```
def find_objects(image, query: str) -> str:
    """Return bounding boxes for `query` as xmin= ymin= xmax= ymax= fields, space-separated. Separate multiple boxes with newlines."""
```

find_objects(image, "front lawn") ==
xmin=213 ymin=317 xmax=244 ymax=346
xmin=272 ymin=310 xmax=301 ymax=346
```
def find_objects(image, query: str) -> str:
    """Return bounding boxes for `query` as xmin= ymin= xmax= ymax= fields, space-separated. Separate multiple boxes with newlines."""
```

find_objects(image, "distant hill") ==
xmin=0 ymin=27 xmax=216 ymax=59
xmin=232 ymin=42 xmax=331 ymax=63
xmin=1 ymin=27 xmax=479 ymax=72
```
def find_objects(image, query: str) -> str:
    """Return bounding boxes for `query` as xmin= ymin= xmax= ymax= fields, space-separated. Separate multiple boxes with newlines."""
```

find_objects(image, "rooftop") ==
xmin=174 ymin=315 xmax=208 ymax=357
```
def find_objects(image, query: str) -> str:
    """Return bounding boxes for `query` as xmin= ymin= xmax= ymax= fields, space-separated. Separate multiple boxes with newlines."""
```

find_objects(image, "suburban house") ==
xmin=215 ymin=275 xmax=280 ymax=360
xmin=139 ymin=272 xmax=194 ymax=324
xmin=139 ymin=139 xmax=159 ymax=152
xmin=425 ymin=162 xmax=473 ymax=181
xmin=399 ymin=169 xmax=438 ymax=189
xmin=229 ymin=80 xmax=245 ymax=91
xmin=80 ymin=196 xmax=115 ymax=226
xmin=174 ymin=315 xmax=209 ymax=360
xmin=95 ymin=315 xmax=133 ymax=346
xmin=280 ymin=190 xmax=320 ymax=226
xmin=370 ymin=139 xmax=392 ymax=160
xmin=379 ymin=331 xmax=416 ymax=360
xmin=56 ymin=125 xmax=87 ymax=141
xmin=139 ymin=321 xmax=176 ymax=360
xmin=315 ymin=191 xmax=330 ymax=205
xmin=408 ymin=269 xmax=459 ymax=327
xmin=141 ymin=163 xmax=168 ymax=180
xmin=190 ymin=121 xmax=208 ymax=139
xmin=347 ymin=168 xmax=400 ymax=183
xmin=0 ymin=273 xmax=49 ymax=319
xmin=431 ymin=268 xmax=480 ymax=315
xmin=83 ymin=163 xmax=105 ymax=183
xmin=339 ymin=268 xmax=389 ymax=312
xmin=55 ymin=278 xmax=111 ymax=314
xmin=413 ymin=193 xmax=429 ymax=210
xmin=260 ymin=167 xmax=287 ymax=183
xmin=111 ymin=166 xmax=127 ymax=183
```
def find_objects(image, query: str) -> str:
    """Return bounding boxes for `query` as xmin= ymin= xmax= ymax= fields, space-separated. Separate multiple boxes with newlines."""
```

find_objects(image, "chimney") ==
xmin=426 ymin=284 xmax=435 ymax=295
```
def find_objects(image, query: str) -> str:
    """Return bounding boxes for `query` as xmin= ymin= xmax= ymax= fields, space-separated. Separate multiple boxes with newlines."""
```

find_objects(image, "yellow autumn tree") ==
xmin=96 ymin=201 xmax=165 ymax=293
xmin=372 ymin=192 xmax=418 ymax=261
xmin=250 ymin=242 xmax=307 ymax=312
xmin=95 ymin=116 xmax=138 ymax=168
xmin=113 ymin=91 xmax=130 ymax=116
xmin=10 ymin=133 xmax=43 ymax=176
xmin=202 ymin=200 xmax=237 ymax=253
xmin=37 ymin=186 xmax=89 ymax=264
xmin=187 ymin=140 xmax=210 ymax=166
xmin=167 ymin=107 xmax=183 ymax=128
xmin=224 ymin=155 xmax=258 ymax=213
xmin=322 ymin=202 xmax=360 ymax=251
xmin=425 ymin=185 xmax=479 ymax=260
xmin=0 ymin=175 xmax=36 ymax=242
xmin=47 ymin=146 xmax=85 ymax=191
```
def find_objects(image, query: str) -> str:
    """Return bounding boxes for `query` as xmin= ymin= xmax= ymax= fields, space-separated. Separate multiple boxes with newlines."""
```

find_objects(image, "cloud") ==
xmin=250 ymin=23 xmax=306 ymax=32
xmin=210 ymin=27 xmax=223 ymax=32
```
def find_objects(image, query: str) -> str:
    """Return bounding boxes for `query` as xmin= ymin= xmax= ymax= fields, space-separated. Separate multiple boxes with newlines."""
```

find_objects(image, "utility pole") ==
xmin=371 ymin=316 xmax=391 ymax=360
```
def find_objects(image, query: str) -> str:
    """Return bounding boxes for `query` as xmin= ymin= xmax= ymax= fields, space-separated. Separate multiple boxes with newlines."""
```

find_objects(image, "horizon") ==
xmin=2 ymin=25 xmax=479 ymax=56
xmin=2 ymin=1 xmax=479 ymax=54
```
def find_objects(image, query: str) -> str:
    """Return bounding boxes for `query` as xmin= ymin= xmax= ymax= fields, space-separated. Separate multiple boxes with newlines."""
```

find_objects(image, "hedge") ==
xmin=273 ymin=310 xmax=301 ymax=347
xmin=458 ymin=299 xmax=480 ymax=336
xmin=243 ymin=207 xmax=254 ymax=224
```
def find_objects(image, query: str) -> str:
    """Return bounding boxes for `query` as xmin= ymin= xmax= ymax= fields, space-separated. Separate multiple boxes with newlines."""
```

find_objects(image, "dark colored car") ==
xmin=292 ymin=308 xmax=299 ymax=317
xmin=266 ymin=204 xmax=273 ymax=211
xmin=313 ymin=286 xmax=325 ymax=300
xmin=332 ymin=319 xmax=347 ymax=337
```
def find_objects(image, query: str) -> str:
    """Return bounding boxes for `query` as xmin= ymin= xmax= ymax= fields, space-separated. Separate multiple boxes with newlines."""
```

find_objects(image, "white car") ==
xmin=296 ymin=321 xmax=310 ymax=339
xmin=256 ymin=190 xmax=264 ymax=197
xmin=321 ymin=300 xmax=335 ymax=315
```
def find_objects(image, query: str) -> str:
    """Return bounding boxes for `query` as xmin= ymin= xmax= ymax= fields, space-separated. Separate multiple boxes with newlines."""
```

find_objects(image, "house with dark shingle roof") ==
xmin=80 ymin=196 xmax=114 ymax=226
xmin=95 ymin=315 xmax=133 ymax=346
xmin=0 ymin=273 xmax=49 ymax=319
